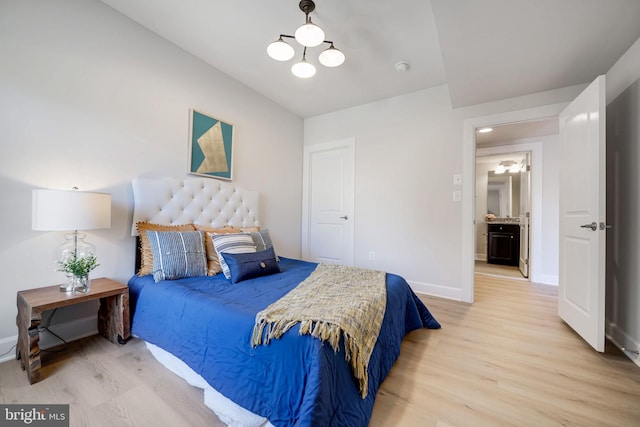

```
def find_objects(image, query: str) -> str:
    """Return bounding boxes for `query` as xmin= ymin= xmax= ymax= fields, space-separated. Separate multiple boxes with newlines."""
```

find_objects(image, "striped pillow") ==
xmin=194 ymin=225 xmax=243 ymax=275
xmin=211 ymin=233 xmax=257 ymax=279
xmin=136 ymin=222 xmax=196 ymax=276
xmin=146 ymin=230 xmax=207 ymax=283
xmin=246 ymin=229 xmax=279 ymax=261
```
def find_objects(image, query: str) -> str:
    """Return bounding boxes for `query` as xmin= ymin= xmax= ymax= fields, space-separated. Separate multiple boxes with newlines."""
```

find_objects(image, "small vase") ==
xmin=72 ymin=275 xmax=91 ymax=294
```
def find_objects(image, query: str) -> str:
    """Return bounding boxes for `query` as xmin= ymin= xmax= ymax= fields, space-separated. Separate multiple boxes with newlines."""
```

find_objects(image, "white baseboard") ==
xmin=0 ymin=315 xmax=98 ymax=364
xmin=534 ymin=273 xmax=558 ymax=286
xmin=0 ymin=335 xmax=17 ymax=363
xmin=607 ymin=322 xmax=640 ymax=368
xmin=408 ymin=280 xmax=463 ymax=301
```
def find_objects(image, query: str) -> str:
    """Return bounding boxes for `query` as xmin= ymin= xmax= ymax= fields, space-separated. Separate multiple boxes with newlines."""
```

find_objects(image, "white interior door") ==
xmin=301 ymin=139 xmax=355 ymax=266
xmin=519 ymin=152 xmax=531 ymax=278
xmin=558 ymin=75 xmax=606 ymax=352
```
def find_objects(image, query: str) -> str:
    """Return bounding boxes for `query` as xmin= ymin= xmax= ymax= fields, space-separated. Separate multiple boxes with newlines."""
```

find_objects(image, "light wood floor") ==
xmin=371 ymin=275 xmax=640 ymax=427
xmin=1 ymin=275 xmax=639 ymax=426
xmin=0 ymin=335 xmax=226 ymax=427
xmin=474 ymin=260 xmax=526 ymax=280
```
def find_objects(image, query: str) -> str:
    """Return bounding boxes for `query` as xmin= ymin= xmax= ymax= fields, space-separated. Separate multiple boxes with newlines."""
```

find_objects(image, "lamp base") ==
xmin=57 ymin=232 xmax=96 ymax=292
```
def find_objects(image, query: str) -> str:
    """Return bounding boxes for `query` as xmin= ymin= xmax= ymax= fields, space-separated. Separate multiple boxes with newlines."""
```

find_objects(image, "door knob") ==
xmin=580 ymin=222 xmax=597 ymax=231
xmin=340 ymin=215 xmax=348 ymax=220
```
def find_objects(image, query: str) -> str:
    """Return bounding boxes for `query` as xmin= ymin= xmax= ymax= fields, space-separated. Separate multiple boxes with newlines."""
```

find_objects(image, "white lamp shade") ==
xmin=291 ymin=60 xmax=316 ymax=78
xmin=32 ymin=189 xmax=111 ymax=231
xmin=294 ymin=21 xmax=325 ymax=47
xmin=267 ymin=38 xmax=295 ymax=61
xmin=318 ymin=46 xmax=345 ymax=67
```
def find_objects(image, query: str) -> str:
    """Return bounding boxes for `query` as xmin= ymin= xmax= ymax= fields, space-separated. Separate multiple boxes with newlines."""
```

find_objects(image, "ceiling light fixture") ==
xmin=267 ymin=0 xmax=345 ymax=78
xmin=494 ymin=160 xmax=521 ymax=174
xmin=478 ymin=127 xmax=493 ymax=133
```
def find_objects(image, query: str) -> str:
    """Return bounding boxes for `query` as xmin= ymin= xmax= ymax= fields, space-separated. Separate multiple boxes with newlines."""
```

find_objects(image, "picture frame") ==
xmin=188 ymin=109 xmax=234 ymax=180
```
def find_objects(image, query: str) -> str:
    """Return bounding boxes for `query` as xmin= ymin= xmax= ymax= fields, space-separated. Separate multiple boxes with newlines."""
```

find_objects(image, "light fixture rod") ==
xmin=278 ymin=34 xmax=335 ymax=47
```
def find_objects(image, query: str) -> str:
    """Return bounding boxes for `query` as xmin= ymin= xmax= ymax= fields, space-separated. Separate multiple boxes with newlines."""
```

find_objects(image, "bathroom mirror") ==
xmin=487 ymin=171 xmax=520 ymax=218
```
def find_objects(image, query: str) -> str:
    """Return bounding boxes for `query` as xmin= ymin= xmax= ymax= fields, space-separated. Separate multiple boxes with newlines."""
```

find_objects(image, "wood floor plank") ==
xmin=90 ymin=384 xmax=196 ymax=427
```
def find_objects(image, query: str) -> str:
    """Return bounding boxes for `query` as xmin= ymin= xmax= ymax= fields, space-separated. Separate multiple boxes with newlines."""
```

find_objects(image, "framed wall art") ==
xmin=188 ymin=109 xmax=234 ymax=180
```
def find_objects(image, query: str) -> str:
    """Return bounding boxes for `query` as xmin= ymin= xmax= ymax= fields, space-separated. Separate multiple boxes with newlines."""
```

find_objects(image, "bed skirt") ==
xmin=145 ymin=341 xmax=274 ymax=427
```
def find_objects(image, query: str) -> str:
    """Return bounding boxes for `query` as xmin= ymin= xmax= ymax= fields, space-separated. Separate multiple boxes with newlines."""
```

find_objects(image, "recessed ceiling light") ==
xmin=478 ymin=127 xmax=493 ymax=133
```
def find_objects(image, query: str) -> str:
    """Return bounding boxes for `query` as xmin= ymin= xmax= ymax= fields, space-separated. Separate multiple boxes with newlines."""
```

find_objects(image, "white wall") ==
xmin=304 ymin=87 xmax=463 ymax=298
xmin=475 ymin=161 xmax=492 ymax=259
xmin=605 ymin=37 xmax=640 ymax=365
xmin=0 ymin=0 xmax=303 ymax=359
xmin=304 ymin=85 xmax=583 ymax=299
xmin=540 ymin=137 xmax=560 ymax=283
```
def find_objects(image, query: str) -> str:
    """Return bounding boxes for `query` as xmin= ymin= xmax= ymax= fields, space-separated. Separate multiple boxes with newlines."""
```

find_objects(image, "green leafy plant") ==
xmin=58 ymin=254 xmax=99 ymax=277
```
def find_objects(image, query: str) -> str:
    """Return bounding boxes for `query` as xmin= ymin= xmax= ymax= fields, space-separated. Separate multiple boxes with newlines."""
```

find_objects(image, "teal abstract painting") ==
xmin=189 ymin=109 xmax=233 ymax=180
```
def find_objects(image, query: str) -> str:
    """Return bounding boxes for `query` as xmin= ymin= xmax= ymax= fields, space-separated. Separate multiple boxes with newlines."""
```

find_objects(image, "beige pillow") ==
xmin=137 ymin=222 xmax=196 ymax=276
xmin=194 ymin=225 xmax=243 ymax=275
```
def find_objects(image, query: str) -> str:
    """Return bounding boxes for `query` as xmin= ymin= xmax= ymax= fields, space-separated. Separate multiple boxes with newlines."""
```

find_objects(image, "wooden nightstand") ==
xmin=16 ymin=277 xmax=130 ymax=384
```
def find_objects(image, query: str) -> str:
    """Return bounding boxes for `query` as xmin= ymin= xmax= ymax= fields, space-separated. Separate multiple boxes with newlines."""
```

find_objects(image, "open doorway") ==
xmin=472 ymin=118 xmax=558 ymax=285
xmin=475 ymin=150 xmax=531 ymax=281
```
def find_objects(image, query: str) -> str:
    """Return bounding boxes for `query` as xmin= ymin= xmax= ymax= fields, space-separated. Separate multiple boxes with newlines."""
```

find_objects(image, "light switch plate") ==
xmin=453 ymin=191 xmax=462 ymax=202
xmin=453 ymin=174 xmax=462 ymax=185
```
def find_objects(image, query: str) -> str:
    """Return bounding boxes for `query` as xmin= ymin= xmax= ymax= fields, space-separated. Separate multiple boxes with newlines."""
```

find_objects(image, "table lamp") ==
xmin=32 ymin=188 xmax=111 ymax=291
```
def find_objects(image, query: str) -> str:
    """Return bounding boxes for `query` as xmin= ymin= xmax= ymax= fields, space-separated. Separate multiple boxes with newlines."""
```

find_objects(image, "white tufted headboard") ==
xmin=131 ymin=176 xmax=260 ymax=236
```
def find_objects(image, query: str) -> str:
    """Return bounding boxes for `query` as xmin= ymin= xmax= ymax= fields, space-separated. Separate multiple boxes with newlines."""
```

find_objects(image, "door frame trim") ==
xmin=462 ymin=104 xmax=568 ymax=303
xmin=301 ymin=138 xmax=356 ymax=262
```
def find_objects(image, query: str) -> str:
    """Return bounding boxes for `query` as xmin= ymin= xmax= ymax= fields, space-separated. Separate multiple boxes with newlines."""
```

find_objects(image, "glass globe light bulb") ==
xmin=291 ymin=59 xmax=316 ymax=78
xmin=318 ymin=45 xmax=345 ymax=67
xmin=267 ymin=37 xmax=295 ymax=61
xmin=294 ymin=19 xmax=325 ymax=47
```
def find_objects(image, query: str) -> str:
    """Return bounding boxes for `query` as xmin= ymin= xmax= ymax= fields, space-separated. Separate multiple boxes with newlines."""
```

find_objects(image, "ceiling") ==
xmin=101 ymin=0 xmax=640 ymax=118
xmin=475 ymin=118 xmax=559 ymax=146
xmin=476 ymin=152 xmax=527 ymax=173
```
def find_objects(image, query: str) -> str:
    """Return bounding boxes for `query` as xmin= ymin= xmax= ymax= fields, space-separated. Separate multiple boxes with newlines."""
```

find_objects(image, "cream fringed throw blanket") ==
xmin=251 ymin=263 xmax=386 ymax=398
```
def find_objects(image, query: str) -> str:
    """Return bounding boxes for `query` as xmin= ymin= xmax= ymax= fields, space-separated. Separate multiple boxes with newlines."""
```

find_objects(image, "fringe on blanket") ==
xmin=251 ymin=318 xmax=371 ymax=396
xmin=251 ymin=263 xmax=386 ymax=398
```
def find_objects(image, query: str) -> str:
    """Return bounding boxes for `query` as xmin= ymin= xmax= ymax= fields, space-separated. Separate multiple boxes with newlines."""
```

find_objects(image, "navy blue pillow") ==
xmin=221 ymin=247 xmax=280 ymax=284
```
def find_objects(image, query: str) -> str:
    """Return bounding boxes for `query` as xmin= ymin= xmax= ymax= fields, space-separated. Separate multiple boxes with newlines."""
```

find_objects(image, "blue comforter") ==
xmin=128 ymin=258 xmax=440 ymax=427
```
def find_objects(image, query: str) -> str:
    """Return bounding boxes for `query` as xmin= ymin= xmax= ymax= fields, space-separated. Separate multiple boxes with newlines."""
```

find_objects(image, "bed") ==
xmin=128 ymin=176 xmax=440 ymax=427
